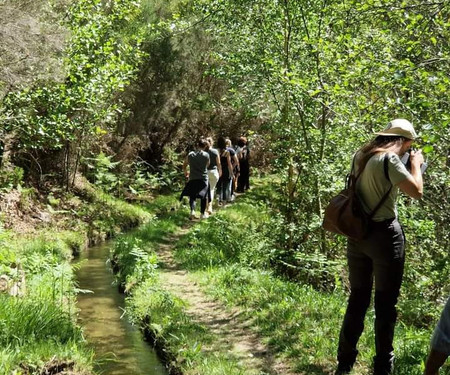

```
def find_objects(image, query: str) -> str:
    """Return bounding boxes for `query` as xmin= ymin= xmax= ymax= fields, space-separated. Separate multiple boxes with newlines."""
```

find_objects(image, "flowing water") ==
xmin=76 ymin=242 xmax=168 ymax=375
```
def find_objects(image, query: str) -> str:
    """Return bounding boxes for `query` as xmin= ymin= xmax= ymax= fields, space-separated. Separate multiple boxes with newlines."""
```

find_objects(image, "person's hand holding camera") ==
xmin=410 ymin=149 xmax=425 ymax=171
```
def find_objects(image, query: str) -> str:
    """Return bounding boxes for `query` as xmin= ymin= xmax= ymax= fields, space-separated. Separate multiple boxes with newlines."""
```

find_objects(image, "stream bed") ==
xmin=76 ymin=242 xmax=168 ymax=375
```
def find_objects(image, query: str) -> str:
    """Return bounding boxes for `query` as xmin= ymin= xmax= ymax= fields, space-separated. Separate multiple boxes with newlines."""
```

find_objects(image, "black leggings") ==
xmin=337 ymin=219 xmax=405 ymax=374
xmin=237 ymin=160 xmax=250 ymax=192
xmin=190 ymin=197 xmax=207 ymax=214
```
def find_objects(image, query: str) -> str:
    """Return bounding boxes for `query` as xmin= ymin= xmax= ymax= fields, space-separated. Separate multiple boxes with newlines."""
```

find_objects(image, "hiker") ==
xmin=216 ymin=136 xmax=233 ymax=204
xmin=180 ymin=138 xmax=210 ymax=220
xmin=336 ymin=119 xmax=424 ymax=375
xmin=424 ymin=296 xmax=450 ymax=375
xmin=236 ymin=136 xmax=250 ymax=193
xmin=205 ymin=137 xmax=222 ymax=214
xmin=225 ymin=138 xmax=239 ymax=202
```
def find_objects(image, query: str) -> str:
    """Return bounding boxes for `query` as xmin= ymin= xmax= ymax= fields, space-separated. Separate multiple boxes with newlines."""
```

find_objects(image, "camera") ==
xmin=400 ymin=148 xmax=428 ymax=174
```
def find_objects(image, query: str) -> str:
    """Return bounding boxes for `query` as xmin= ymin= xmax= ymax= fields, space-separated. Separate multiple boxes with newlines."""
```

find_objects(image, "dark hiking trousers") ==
xmin=337 ymin=218 xmax=405 ymax=375
xmin=237 ymin=159 xmax=250 ymax=192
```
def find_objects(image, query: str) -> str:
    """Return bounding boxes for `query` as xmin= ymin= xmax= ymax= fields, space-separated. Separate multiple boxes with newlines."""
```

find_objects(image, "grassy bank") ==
xmin=110 ymin=194 xmax=261 ymax=374
xmin=190 ymin=267 xmax=431 ymax=375
xmin=109 ymin=179 xmax=447 ymax=375
xmin=0 ymin=185 xmax=152 ymax=374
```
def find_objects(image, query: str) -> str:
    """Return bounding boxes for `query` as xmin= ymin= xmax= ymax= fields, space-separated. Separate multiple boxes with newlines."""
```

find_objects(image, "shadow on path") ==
xmin=155 ymin=209 xmax=298 ymax=374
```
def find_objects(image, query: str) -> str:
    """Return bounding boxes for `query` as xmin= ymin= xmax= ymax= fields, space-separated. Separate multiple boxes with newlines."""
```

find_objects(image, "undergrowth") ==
xmin=0 ymin=231 xmax=93 ymax=374
xmin=110 ymin=193 xmax=256 ymax=373
xmin=168 ymin=180 xmax=443 ymax=374
xmin=0 ymin=184 xmax=153 ymax=374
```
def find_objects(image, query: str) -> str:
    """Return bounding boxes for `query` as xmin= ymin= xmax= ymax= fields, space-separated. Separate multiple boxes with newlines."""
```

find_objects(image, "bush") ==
xmin=0 ymin=167 xmax=24 ymax=191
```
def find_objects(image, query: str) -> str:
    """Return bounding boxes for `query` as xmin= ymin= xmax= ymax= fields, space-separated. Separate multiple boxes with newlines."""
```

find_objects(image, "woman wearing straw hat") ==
xmin=336 ymin=119 xmax=425 ymax=375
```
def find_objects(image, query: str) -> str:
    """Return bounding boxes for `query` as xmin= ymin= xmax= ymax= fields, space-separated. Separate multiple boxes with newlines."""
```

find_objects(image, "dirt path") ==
xmin=156 ymin=219 xmax=297 ymax=375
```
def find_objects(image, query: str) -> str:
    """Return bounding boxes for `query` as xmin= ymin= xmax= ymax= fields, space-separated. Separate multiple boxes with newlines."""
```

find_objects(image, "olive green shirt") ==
xmin=354 ymin=152 xmax=411 ymax=222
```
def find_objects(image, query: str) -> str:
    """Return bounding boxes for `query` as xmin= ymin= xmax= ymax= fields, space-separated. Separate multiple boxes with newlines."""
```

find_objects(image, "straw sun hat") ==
xmin=374 ymin=119 xmax=418 ymax=140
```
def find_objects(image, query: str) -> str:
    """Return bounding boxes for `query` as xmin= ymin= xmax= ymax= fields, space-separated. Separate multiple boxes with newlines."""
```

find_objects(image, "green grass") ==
xmin=104 ymin=179 xmax=448 ymax=374
xmin=174 ymin=201 xmax=273 ymax=271
xmin=195 ymin=266 xmax=345 ymax=373
xmin=0 ymin=185 xmax=160 ymax=374
xmin=110 ymin=193 xmax=188 ymax=289
xmin=110 ymin=193 xmax=268 ymax=373
xmin=0 ymin=232 xmax=92 ymax=374
xmin=0 ymin=295 xmax=81 ymax=346
xmin=191 ymin=265 xmax=436 ymax=375
xmin=168 ymin=181 xmax=441 ymax=374
xmin=0 ymin=340 xmax=93 ymax=375
xmin=127 ymin=273 xmax=255 ymax=374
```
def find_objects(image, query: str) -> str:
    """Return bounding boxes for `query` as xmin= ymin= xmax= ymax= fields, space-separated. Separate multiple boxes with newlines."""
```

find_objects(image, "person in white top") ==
xmin=205 ymin=137 xmax=222 ymax=214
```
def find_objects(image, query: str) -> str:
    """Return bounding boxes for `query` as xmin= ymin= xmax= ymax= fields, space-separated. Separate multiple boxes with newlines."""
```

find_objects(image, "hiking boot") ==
xmin=335 ymin=369 xmax=351 ymax=375
xmin=335 ymin=364 xmax=352 ymax=375
xmin=200 ymin=213 xmax=208 ymax=220
xmin=373 ymin=351 xmax=394 ymax=375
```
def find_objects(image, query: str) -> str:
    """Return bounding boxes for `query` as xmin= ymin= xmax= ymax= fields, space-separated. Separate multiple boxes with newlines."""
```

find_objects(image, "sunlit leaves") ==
xmin=190 ymin=0 xmax=450 ymax=290
xmin=1 ymin=0 xmax=146 ymax=151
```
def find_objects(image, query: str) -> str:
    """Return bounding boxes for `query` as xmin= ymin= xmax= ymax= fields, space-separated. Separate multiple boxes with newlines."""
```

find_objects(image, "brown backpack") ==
xmin=322 ymin=154 xmax=391 ymax=240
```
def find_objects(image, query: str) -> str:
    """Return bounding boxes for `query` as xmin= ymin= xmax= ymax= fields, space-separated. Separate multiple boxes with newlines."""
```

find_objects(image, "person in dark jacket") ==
xmin=180 ymin=138 xmax=210 ymax=220
xmin=236 ymin=136 xmax=250 ymax=193
xmin=216 ymin=136 xmax=233 ymax=204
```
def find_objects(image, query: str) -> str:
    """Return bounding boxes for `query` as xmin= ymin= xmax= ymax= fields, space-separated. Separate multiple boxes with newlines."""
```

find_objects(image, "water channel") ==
xmin=76 ymin=242 xmax=168 ymax=375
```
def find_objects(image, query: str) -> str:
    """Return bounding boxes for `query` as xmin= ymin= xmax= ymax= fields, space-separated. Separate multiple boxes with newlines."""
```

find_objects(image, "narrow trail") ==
xmin=156 ymin=216 xmax=297 ymax=375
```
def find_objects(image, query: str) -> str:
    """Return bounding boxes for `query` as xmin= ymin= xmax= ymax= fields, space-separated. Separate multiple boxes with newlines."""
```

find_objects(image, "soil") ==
xmin=156 ymin=220 xmax=298 ymax=375
xmin=0 ymin=189 xmax=49 ymax=233
xmin=0 ymin=175 xmax=96 ymax=234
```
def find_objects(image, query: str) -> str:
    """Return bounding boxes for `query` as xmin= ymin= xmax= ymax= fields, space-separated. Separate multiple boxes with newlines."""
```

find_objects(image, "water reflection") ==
xmin=76 ymin=243 xmax=168 ymax=375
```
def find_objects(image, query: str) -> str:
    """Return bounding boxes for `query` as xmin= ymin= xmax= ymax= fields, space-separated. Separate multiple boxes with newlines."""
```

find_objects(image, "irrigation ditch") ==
xmin=75 ymin=241 xmax=169 ymax=375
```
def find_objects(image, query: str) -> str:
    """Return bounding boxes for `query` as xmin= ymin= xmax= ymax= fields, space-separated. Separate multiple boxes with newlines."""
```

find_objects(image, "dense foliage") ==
xmin=0 ymin=0 xmax=450 ymax=371
xmin=188 ymin=0 xmax=450 ymax=307
xmin=1 ymin=0 xmax=145 ymax=188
